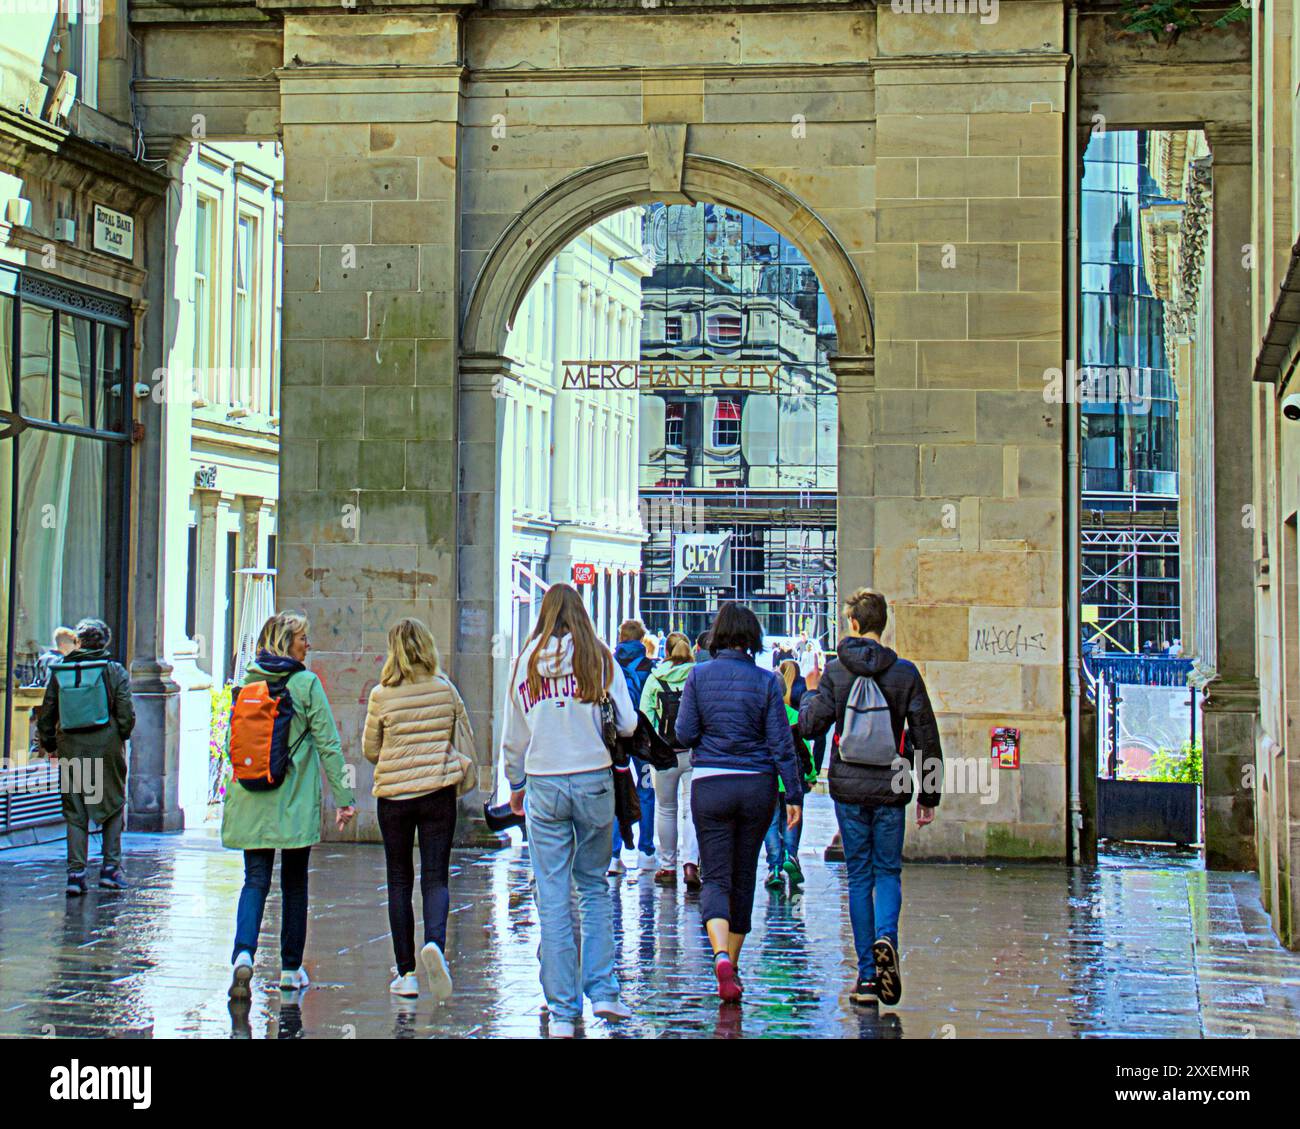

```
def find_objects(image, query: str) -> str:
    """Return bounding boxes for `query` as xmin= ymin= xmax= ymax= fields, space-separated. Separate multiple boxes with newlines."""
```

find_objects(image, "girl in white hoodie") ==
xmin=502 ymin=583 xmax=636 ymax=1037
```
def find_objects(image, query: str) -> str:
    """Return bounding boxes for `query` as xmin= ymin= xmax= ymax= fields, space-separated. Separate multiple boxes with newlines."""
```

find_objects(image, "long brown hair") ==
xmin=517 ymin=583 xmax=613 ymax=704
xmin=664 ymin=632 xmax=693 ymax=665
xmin=779 ymin=659 xmax=800 ymax=706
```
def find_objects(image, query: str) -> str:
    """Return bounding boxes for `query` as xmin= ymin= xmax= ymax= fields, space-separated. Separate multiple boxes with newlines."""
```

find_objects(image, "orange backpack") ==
xmin=229 ymin=676 xmax=307 ymax=791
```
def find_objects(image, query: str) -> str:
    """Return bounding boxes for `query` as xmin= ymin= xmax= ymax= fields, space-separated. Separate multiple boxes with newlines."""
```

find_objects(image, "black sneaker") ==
xmin=65 ymin=871 xmax=87 ymax=897
xmin=99 ymin=866 xmax=129 ymax=890
xmin=872 ymin=938 xmax=902 ymax=1006
xmin=849 ymin=975 xmax=878 ymax=1005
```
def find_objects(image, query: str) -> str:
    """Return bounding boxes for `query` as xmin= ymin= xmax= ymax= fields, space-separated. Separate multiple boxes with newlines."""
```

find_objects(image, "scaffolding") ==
xmin=1081 ymin=511 xmax=1180 ymax=654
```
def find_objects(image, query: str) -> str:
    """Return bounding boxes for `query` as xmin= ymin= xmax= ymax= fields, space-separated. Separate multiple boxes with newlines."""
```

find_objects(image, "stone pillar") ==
xmin=128 ymin=140 xmax=188 ymax=833
xmin=458 ymin=353 xmax=517 ymax=844
xmin=193 ymin=486 xmax=221 ymax=675
xmin=872 ymin=21 xmax=1069 ymax=859
xmin=276 ymin=12 xmax=467 ymax=843
xmin=1201 ymin=122 xmax=1259 ymax=871
xmin=239 ymin=495 xmax=263 ymax=568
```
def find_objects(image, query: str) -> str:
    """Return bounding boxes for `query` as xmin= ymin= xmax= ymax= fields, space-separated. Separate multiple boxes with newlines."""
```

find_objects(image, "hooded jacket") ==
xmin=614 ymin=638 xmax=654 ymax=707
xmin=221 ymin=653 xmax=356 ymax=850
xmin=501 ymin=634 xmax=637 ymax=791
xmin=640 ymin=658 xmax=694 ymax=732
xmin=797 ymin=636 xmax=943 ymax=809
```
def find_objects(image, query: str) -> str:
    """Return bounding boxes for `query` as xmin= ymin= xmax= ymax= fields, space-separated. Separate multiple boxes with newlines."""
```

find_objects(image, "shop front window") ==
xmin=0 ymin=270 xmax=132 ymax=768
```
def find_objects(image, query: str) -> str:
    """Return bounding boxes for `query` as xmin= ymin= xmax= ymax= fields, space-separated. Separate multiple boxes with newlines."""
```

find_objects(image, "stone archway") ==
xmin=461 ymin=150 xmax=873 ymax=360
xmin=454 ymin=147 xmax=875 ymax=782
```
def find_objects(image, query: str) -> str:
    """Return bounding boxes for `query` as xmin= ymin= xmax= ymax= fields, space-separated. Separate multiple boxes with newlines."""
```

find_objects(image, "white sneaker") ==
xmin=549 ymin=1019 xmax=576 ymax=1039
xmin=593 ymin=999 xmax=631 ymax=1020
xmin=390 ymin=972 xmax=419 ymax=998
xmin=638 ymin=851 xmax=658 ymax=871
xmin=419 ymin=941 xmax=453 ymax=1002
xmin=229 ymin=951 xmax=253 ymax=1000
xmin=279 ymin=966 xmax=310 ymax=991
xmin=607 ymin=857 xmax=626 ymax=876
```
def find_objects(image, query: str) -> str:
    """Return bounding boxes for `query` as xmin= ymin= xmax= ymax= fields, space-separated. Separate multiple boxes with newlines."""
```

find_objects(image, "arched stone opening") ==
xmin=454 ymin=153 xmax=874 ymax=784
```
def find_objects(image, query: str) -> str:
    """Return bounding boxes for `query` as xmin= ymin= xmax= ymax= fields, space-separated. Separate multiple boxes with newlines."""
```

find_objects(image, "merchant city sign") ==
xmin=560 ymin=359 xmax=780 ymax=393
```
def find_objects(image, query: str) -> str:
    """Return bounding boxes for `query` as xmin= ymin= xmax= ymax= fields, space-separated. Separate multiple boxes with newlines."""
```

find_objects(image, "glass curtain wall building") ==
xmin=1080 ymin=130 xmax=1181 ymax=654
xmin=637 ymin=203 xmax=838 ymax=646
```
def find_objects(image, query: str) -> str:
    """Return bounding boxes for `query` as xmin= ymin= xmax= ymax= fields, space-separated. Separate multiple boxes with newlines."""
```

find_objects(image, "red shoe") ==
xmin=713 ymin=954 xmax=742 ymax=1003
xmin=653 ymin=869 xmax=676 ymax=886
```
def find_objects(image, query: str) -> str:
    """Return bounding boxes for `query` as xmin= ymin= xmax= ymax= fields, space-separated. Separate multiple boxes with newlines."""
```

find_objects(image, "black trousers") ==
xmin=691 ymin=773 xmax=777 ymax=936
xmin=377 ymin=785 xmax=458 ymax=974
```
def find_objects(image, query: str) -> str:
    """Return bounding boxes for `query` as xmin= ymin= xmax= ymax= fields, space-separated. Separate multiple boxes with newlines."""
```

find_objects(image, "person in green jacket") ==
xmin=642 ymin=632 xmax=700 ymax=890
xmin=224 ymin=611 xmax=356 ymax=999
xmin=36 ymin=618 xmax=135 ymax=897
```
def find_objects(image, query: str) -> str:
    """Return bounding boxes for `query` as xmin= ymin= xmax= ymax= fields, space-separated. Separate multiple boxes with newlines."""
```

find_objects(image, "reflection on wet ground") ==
xmin=1 ymin=797 xmax=1297 ymax=1038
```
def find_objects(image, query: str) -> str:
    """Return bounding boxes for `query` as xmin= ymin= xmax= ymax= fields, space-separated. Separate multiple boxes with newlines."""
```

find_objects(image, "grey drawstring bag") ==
xmin=838 ymin=676 xmax=899 ymax=767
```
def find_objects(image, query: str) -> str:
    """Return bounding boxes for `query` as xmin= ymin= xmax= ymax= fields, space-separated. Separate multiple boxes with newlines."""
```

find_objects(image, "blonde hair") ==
xmin=380 ymin=617 xmax=441 ymax=687
xmin=256 ymin=611 xmax=310 ymax=658
xmin=664 ymin=632 xmax=693 ymax=665
xmin=53 ymin=627 xmax=77 ymax=647
xmin=645 ymin=636 xmax=658 ymax=659
xmin=779 ymin=659 xmax=800 ymax=706
xmin=517 ymin=583 xmax=613 ymax=704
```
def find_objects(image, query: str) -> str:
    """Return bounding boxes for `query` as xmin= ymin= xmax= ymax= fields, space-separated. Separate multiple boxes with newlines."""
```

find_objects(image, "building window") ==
xmin=713 ymin=397 xmax=741 ymax=448
xmin=665 ymin=316 xmax=683 ymax=343
xmin=185 ymin=525 xmax=199 ymax=639
xmin=233 ymin=213 xmax=259 ymax=409
xmin=225 ymin=531 xmax=239 ymax=679
xmin=665 ymin=401 xmax=685 ymax=448
xmin=193 ymin=194 xmax=218 ymax=398
xmin=707 ymin=314 xmax=742 ymax=344
xmin=0 ymin=270 xmax=132 ymax=763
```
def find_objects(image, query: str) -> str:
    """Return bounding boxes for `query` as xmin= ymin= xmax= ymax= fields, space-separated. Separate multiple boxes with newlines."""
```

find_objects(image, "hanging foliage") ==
xmin=1116 ymin=2 xmax=1250 ymax=44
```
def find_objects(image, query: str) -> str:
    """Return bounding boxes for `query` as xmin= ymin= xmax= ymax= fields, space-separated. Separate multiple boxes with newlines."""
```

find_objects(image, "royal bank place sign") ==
xmin=561 ymin=360 xmax=780 ymax=393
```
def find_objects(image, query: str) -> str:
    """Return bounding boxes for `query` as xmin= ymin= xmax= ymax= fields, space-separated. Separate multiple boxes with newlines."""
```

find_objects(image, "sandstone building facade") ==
xmin=46 ymin=2 xmax=1261 ymax=898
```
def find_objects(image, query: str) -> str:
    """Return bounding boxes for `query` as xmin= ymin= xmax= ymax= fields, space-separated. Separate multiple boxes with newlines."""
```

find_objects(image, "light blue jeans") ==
xmin=835 ymin=802 xmax=905 ymax=978
xmin=526 ymin=769 xmax=620 ymax=1020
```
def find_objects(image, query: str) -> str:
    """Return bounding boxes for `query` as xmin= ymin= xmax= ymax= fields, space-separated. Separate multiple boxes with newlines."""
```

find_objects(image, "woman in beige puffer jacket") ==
xmin=363 ymin=617 xmax=475 ymax=1002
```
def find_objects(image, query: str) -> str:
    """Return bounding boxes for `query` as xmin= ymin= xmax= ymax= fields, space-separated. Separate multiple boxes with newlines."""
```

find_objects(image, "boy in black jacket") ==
xmin=797 ymin=588 xmax=942 ymax=1008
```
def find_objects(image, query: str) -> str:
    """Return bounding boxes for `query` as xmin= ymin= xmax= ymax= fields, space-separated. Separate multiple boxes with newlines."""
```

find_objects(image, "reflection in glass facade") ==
xmin=1080 ymin=131 xmax=1181 ymax=653
xmin=1081 ymin=130 xmax=1179 ymax=498
xmin=0 ymin=268 xmax=133 ymax=766
xmin=637 ymin=204 xmax=838 ymax=645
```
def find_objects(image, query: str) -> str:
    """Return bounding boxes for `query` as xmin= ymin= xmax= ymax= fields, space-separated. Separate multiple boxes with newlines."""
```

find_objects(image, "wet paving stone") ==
xmin=1 ymin=797 xmax=1299 ymax=1039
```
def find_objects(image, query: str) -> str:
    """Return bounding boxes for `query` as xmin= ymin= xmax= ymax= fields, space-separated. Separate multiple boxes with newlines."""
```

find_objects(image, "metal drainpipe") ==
xmin=1066 ymin=6 xmax=1083 ymax=864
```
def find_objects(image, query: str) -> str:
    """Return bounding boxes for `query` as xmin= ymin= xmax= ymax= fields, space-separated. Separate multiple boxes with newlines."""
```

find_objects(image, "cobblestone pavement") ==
xmin=1 ymin=797 xmax=1298 ymax=1039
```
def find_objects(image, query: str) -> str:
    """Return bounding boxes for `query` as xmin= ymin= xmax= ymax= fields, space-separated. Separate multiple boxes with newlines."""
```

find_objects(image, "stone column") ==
xmin=276 ymin=11 xmax=468 ymax=843
xmin=458 ymin=353 xmax=517 ymax=845
xmin=193 ymin=486 xmax=221 ymax=675
xmin=1200 ymin=122 xmax=1259 ymax=871
xmin=128 ymin=139 xmax=188 ymax=833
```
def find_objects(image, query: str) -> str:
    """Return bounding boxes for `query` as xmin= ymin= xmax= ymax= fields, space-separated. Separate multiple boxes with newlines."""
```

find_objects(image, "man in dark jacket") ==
xmin=610 ymin=620 xmax=657 ymax=873
xmin=798 ymin=588 xmax=942 ymax=1008
xmin=37 ymin=618 xmax=136 ymax=896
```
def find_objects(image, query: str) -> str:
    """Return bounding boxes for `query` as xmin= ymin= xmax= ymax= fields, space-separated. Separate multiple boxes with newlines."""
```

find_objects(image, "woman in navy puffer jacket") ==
xmin=674 ymin=602 xmax=803 ymax=1002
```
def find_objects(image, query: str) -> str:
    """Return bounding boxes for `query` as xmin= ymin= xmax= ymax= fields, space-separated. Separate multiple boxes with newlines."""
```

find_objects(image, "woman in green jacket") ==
xmin=642 ymin=632 xmax=700 ymax=890
xmin=224 ymin=611 xmax=356 ymax=998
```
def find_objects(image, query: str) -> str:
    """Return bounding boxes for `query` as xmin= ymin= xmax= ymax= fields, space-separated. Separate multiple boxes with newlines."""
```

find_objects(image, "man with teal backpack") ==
xmin=37 ymin=618 xmax=135 ymax=896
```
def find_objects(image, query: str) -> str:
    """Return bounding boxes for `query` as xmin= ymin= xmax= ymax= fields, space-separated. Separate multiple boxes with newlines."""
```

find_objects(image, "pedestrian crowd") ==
xmin=33 ymin=584 xmax=944 ymax=1035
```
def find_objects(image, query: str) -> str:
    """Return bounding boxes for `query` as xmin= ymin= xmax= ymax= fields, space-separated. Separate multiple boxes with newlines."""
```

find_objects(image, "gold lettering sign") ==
xmin=559 ymin=361 xmax=781 ymax=393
